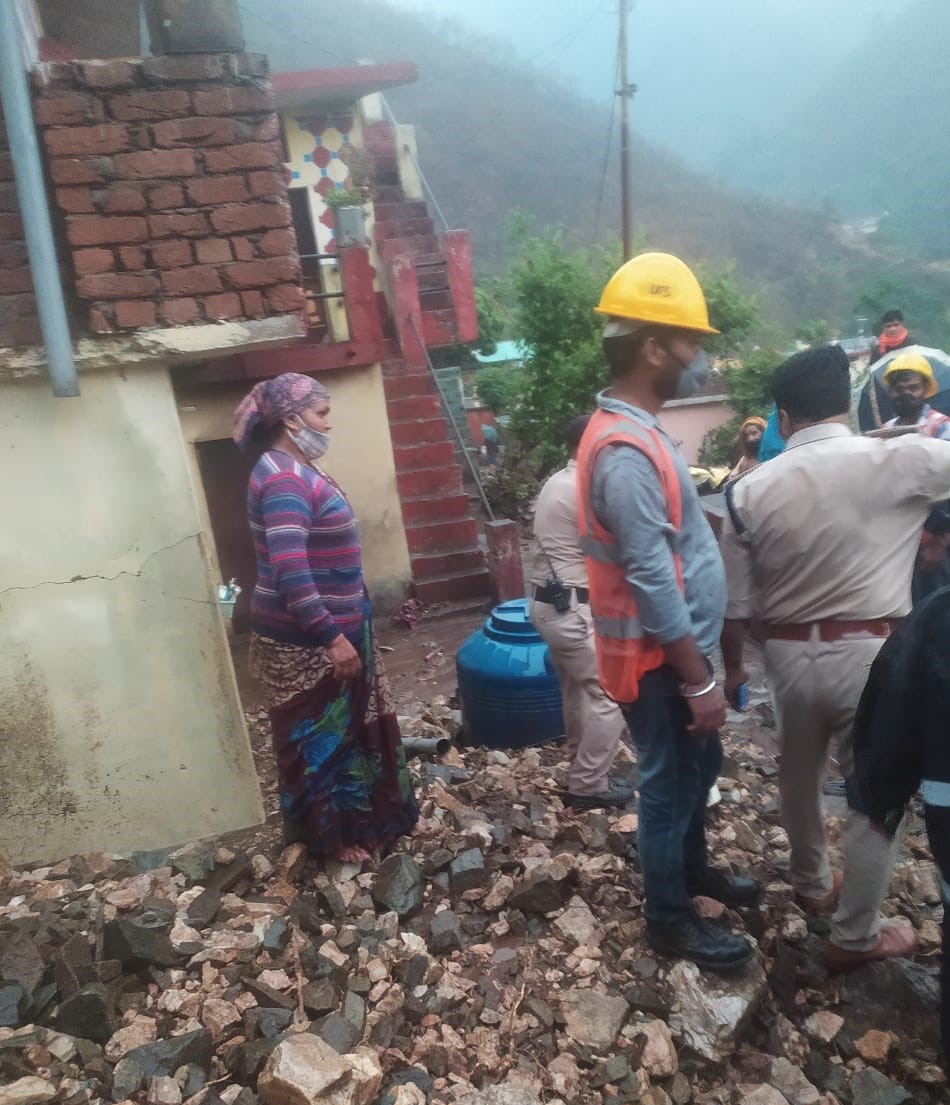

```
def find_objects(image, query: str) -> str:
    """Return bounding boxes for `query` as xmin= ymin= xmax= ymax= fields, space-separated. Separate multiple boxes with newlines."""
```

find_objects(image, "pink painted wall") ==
xmin=659 ymin=399 xmax=736 ymax=464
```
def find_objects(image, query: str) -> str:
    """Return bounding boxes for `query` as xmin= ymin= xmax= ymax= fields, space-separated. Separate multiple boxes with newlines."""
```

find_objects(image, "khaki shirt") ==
xmin=530 ymin=460 xmax=588 ymax=588
xmin=721 ymin=422 xmax=950 ymax=623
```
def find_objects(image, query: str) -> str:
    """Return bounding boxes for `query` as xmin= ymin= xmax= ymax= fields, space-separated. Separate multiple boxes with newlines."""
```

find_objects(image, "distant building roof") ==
xmin=272 ymin=63 xmax=418 ymax=111
xmin=473 ymin=340 xmax=527 ymax=366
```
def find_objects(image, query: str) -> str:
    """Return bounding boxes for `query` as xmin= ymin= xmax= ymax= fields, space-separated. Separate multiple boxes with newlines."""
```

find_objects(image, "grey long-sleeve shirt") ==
xmin=590 ymin=392 xmax=726 ymax=656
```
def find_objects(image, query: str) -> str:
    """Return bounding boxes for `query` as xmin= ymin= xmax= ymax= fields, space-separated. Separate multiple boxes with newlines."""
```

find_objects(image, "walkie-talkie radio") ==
xmin=538 ymin=541 xmax=572 ymax=613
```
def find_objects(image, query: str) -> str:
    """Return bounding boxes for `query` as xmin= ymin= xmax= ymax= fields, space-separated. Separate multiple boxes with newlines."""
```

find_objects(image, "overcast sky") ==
xmin=384 ymin=0 xmax=896 ymax=172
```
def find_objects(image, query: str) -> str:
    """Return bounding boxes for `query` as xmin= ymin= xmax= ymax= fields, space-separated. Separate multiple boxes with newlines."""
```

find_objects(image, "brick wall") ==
xmin=7 ymin=52 xmax=304 ymax=342
xmin=0 ymin=112 xmax=43 ymax=347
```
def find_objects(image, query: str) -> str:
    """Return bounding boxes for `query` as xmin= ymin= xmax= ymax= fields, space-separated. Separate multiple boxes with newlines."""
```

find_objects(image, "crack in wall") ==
xmin=0 ymin=533 xmax=201 ymax=597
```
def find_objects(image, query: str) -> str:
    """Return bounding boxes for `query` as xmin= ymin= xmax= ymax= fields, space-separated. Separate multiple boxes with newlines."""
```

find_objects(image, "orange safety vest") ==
xmin=576 ymin=407 xmax=684 ymax=704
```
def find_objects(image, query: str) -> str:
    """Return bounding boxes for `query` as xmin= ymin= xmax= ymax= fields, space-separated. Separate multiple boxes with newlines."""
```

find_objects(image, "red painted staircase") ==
xmin=364 ymin=120 xmax=490 ymax=602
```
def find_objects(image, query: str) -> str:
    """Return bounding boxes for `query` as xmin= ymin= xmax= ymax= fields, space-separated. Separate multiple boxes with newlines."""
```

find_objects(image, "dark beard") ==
xmin=892 ymin=395 xmax=923 ymax=421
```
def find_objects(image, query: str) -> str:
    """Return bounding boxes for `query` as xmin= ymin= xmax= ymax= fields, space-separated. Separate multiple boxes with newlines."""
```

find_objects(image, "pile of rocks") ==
xmin=0 ymin=697 xmax=945 ymax=1105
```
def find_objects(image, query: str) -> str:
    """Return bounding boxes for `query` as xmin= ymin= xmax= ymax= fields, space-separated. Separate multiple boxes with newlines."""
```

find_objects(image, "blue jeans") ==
xmin=622 ymin=666 xmax=723 ymax=924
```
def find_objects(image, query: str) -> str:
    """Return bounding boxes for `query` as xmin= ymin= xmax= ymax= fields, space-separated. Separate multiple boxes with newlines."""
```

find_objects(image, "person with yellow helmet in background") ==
xmin=882 ymin=351 xmax=950 ymax=603
xmin=882 ymin=351 xmax=950 ymax=441
xmin=576 ymin=252 xmax=760 ymax=973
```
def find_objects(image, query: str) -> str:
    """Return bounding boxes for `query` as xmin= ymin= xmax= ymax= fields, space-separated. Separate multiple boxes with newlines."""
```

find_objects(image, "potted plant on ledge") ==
xmin=323 ymin=187 xmax=369 ymax=248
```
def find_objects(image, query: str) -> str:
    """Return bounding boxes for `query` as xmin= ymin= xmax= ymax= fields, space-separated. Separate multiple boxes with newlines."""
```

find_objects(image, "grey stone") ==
xmin=184 ymin=888 xmax=221 ymax=929
xmin=176 ymin=1063 xmax=208 ymax=1098
xmin=301 ymin=977 xmax=338 ymax=1018
xmin=203 ymin=852 xmax=252 ymax=894
xmin=51 ymin=933 xmax=92 ymax=1001
xmin=0 ymin=935 xmax=45 ymax=998
xmin=847 ymin=1069 xmax=912 ymax=1105
xmin=840 ymin=958 xmax=941 ymax=1050
xmin=168 ymin=841 xmax=216 ymax=883
xmin=244 ymin=1007 xmax=293 ymax=1040
xmin=449 ymin=848 xmax=487 ymax=893
xmin=314 ymin=1013 xmax=360 ymax=1053
xmin=508 ymin=870 xmax=566 ymax=914
xmin=669 ymin=957 xmax=767 ymax=1062
xmin=624 ymin=981 xmax=671 ymax=1020
xmin=560 ymin=988 xmax=628 ymax=1052
xmin=241 ymin=978 xmax=296 ymax=1011
xmin=226 ymin=1035 xmax=285 ymax=1087
xmin=261 ymin=920 xmax=290 ymax=956
xmin=524 ymin=994 xmax=555 ymax=1028
xmin=591 ymin=1054 xmax=631 ymax=1088
xmin=342 ymin=990 xmax=366 ymax=1035
xmin=0 ymin=982 xmax=24 ymax=1028
xmin=770 ymin=1058 xmax=820 ymax=1105
xmin=428 ymin=910 xmax=462 ymax=954
xmin=467 ymin=1087 xmax=543 ymax=1105
xmin=422 ymin=848 xmax=454 ymax=875
xmin=372 ymin=854 xmax=424 ymax=917
xmin=49 ymin=983 xmax=115 ymax=1044
xmin=112 ymin=1028 xmax=213 ymax=1097
xmin=103 ymin=913 xmax=182 ymax=968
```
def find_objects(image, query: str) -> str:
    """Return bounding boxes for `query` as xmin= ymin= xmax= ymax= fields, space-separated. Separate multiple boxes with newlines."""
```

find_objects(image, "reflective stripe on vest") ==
xmin=576 ymin=407 xmax=684 ymax=702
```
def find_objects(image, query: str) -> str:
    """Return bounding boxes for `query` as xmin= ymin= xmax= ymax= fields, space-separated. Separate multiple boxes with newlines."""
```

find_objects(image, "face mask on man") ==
xmin=674 ymin=348 xmax=711 ymax=399
xmin=288 ymin=421 xmax=330 ymax=460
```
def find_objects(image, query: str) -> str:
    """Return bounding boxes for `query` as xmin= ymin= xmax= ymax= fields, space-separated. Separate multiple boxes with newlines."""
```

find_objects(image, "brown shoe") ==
xmin=822 ymin=922 xmax=918 ymax=972
xmin=795 ymin=870 xmax=843 ymax=916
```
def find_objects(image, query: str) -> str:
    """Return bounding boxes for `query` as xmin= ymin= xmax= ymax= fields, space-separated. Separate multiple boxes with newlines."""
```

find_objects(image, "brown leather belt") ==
xmin=767 ymin=619 xmax=899 ymax=643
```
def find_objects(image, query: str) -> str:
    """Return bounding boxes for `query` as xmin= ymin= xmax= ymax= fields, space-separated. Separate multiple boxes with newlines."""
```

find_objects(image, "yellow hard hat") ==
xmin=596 ymin=251 xmax=720 ymax=335
xmin=882 ymin=351 xmax=937 ymax=398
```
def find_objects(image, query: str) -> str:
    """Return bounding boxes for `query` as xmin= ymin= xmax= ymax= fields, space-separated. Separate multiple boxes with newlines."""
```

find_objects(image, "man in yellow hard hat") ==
xmin=576 ymin=252 xmax=759 ymax=973
xmin=882 ymin=351 xmax=950 ymax=441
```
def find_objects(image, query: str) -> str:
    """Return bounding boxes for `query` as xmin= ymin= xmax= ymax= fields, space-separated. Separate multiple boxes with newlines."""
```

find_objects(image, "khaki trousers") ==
xmin=766 ymin=633 xmax=902 ymax=952
xmin=529 ymin=598 xmax=627 ymax=795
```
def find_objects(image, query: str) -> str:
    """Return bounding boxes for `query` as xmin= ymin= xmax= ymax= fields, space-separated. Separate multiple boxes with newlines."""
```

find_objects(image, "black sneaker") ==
xmin=646 ymin=914 xmax=754 ymax=972
xmin=686 ymin=867 xmax=762 ymax=907
xmin=565 ymin=780 xmax=635 ymax=810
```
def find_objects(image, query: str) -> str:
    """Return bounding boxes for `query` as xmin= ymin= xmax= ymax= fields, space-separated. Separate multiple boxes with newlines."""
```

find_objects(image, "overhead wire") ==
xmin=593 ymin=35 xmax=621 ymax=242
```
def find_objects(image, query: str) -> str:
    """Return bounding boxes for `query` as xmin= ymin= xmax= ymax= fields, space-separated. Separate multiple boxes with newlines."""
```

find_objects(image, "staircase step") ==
xmin=387 ymin=394 xmax=444 ymax=422
xmin=374 ymin=216 xmax=436 ymax=241
xmin=422 ymin=308 xmax=459 ymax=346
xmin=383 ymin=372 xmax=437 ymax=400
xmin=380 ymin=235 xmax=441 ymax=260
xmin=392 ymin=440 xmax=456 ymax=470
xmin=400 ymin=492 xmax=471 ymax=525
xmin=362 ymin=121 xmax=395 ymax=148
xmin=367 ymin=152 xmax=399 ymax=174
xmin=419 ymin=288 xmax=453 ymax=310
xmin=389 ymin=416 xmax=450 ymax=447
xmin=406 ymin=517 xmax=479 ymax=554
xmin=409 ymin=546 xmax=486 ymax=578
xmin=375 ymin=200 xmax=428 ymax=221
xmin=413 ymin=567 xmax=492 ymax=602
xmin=396 ymin=465 xmax=464 ymax=498
xmin=417 ymin=265 xmax=449 ymax=291
xmin=373 ymin=184 xmax=405 ymax=203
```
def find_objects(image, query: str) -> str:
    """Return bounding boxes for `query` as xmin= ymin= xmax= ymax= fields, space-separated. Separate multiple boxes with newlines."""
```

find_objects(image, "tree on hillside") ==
xmin=475 ymin=362 xmax=523 ymax=414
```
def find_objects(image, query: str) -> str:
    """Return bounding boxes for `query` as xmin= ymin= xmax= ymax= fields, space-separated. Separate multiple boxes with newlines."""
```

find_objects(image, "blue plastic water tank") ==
xmin=456 ymin=598 xmax=565 ymax=749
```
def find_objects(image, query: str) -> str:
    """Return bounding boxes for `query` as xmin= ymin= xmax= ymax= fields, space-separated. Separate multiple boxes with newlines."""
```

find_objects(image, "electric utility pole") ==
xmin=617 ymin=2 xmax=637 ymax=260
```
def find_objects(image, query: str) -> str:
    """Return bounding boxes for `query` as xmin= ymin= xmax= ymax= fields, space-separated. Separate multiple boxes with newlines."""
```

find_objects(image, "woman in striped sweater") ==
xmin=233 ymin=373 xmax=418 ymax=863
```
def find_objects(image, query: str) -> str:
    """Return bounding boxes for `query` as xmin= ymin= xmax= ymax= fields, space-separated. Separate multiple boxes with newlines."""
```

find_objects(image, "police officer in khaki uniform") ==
xmin=721 ymin=344 xmax=950 ymax=969
xmin=529 ymin=415 xmax=631 ymax=809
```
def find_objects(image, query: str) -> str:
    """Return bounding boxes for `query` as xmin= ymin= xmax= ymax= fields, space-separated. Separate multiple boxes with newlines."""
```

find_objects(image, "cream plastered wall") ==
xmin=176 ymin=364 xmax=412 ymax=610
xmin=0 ymin=367 xmax=264 ymax=864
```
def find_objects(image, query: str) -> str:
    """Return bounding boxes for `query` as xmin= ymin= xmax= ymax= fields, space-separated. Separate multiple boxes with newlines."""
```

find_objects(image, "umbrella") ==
xmin=857 ymin=345 xmax=950 ymax=431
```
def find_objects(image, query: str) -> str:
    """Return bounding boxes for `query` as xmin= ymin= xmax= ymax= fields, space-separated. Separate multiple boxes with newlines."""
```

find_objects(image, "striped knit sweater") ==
xmin=247 ymin=450 xmax=364 ymax=646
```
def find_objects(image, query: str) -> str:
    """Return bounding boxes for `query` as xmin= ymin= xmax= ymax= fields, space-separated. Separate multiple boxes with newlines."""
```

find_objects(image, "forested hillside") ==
xmin=240 ymin=0 xmax=950 ymax=340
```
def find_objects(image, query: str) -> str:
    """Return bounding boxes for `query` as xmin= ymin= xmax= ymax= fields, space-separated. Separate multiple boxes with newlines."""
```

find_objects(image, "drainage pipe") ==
xmin=401 ymin=735 xmax=452 ymax=758
xmin=0 ymin=3 xmax=79 ymax=397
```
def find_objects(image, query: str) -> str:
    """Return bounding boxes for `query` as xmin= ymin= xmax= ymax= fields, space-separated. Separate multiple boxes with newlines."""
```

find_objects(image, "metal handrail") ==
xmin=379 ymin=94 xmax=451 ymax=234
xmin=407 ymin=313 xmax=495 ymax=521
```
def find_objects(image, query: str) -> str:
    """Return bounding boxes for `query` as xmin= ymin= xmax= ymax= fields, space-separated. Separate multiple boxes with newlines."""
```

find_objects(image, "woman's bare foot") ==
xmin=337 ymin=845 xmax=371 ymax=864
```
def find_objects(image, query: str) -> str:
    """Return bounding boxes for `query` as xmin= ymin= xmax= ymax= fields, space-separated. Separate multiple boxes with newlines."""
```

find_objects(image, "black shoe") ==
xmin=686 ymin=867 xmax=762 ymax=908
xmin=646 ymin=914 xmax=754 ymax=973
xmin=565 ymin=781 xmax=634 ymax=810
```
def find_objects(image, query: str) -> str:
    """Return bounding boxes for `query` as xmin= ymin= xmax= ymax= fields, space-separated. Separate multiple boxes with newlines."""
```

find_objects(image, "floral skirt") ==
xmin=250 ymin=620 xmax=418 ymax=857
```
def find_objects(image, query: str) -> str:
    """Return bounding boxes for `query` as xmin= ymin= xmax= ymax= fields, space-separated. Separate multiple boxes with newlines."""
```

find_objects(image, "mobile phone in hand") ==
xmin=735 ymin=682 xmax=749 ymax=711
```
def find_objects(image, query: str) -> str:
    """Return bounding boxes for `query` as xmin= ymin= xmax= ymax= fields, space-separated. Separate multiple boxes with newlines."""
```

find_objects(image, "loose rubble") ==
xmin=0 ymin=691 xmax=945 ymax=1105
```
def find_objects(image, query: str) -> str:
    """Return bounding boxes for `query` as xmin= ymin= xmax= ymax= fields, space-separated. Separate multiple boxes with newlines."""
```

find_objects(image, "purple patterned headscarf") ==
xmin=232 ymin=373 xmax=329 ymax=452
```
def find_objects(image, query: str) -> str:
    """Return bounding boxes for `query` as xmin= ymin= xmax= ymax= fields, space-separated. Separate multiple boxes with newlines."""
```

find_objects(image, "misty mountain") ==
xmin=720 ymin=0 xmax=950 ymax=262
xmin=239 ymin=0 xmax=950 ymax=337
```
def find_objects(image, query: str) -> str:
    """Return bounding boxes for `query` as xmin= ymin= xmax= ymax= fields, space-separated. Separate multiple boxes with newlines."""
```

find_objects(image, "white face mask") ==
xmin=674 ymin=348 xmax=711 ymax=399
xmin=288 ymin=423 xmax=330 ymax=460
